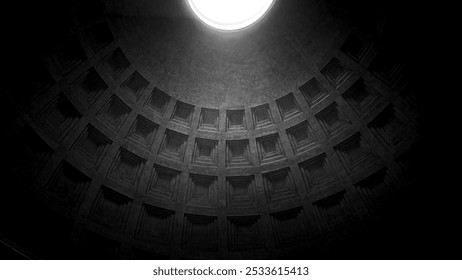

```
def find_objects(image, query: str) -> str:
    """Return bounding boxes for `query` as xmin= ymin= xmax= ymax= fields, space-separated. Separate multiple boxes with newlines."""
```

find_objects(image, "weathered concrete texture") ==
xmin=107 ymin=0 xmax=350 ymax=108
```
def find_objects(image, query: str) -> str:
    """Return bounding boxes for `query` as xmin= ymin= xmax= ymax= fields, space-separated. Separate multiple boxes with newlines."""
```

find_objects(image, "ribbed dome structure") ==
xmin=3 ymin=0 xmax=447 ymax=260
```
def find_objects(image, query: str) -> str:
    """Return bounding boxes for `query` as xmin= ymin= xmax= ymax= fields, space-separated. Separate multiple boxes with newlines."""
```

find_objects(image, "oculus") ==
xmin=187 ymin=0 xmax=275 ymax=31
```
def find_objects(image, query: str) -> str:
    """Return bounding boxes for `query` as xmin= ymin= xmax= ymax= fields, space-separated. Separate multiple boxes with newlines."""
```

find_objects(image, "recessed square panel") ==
xmin=103 ymin=48 xmax=130 ymax=79
xmin=96 ymin=94 xmax=131 ymax=132
xmin=227 ymin=216 xmax=263 ymax=251
xmin=147 ymin=164 xmax=181 ymax=200
xmin=270 ymin=207 xmax=309 ymax=247
xmin=343 ymin=79 xmax=382 ymax=116
xmin=334 ymin=133 xmax=379 ymax=175
xmin=171 ymin=101 xmax=195 ymax=127
xmin=36 ymin=93 xmax=82 ymax=142
xmin=286 ymin=121 xmax=318 ymax=154
xmin=135 ymin=204 xmax=175 ymax=244
xmin=192 ymin=138 xmax=218 ymax=166
xmin=126 ymin=115 xmax=159 ymax=150
xmin=262 ymin=168 xmax=299 ymax=203
xmin=276 ymin=93 xmax=302 ymax=120
xmin=226 ymin=139 xmax=252 ymax=167
xmin=182 ymin=214 xmax=218 ymax=251
xmin=315 ymin=102 xmax=350 ymax=138
xmin=71 ymin=67 xmax=108 ymax=107
xmin=72 ymin=124 xmax=112 ymax=168
xmin=251 ymin=104 xmax=274 ymax=129
xmin=256 ymin=133 xmax=286 ymax=165
xmin=299 ymin=78 xmax=328 ymax=107
xmin=121 ymin=71 xmax=149 ymax=101
xmin=341 ymin=32 xmax=373 ymax=63
xmin=146 ymin=87 xmax=171 ymax=116
xmin=368 ymin=105 xmax=411 ymax=149
xmin=226 ymin=176 xmax=256 ymax=207
xmin=108 ymin=148 xmax=146 ymax=189
xmin=321 ymin=58 xmax=352 ymax=88
xmin=312 ymin=191 xmax=354 ymax=234
xmin=186 ymin=174 xmax=218 ymax=207
xmin=226 ymin=109 xmax=247 ymax=131
xmin=158 ymin=129 xmax=188 ymax=162
xmin=46 ymin=160 xmax=90 ymax=214
xmin=89 ymin=186 xmax=132 ymax=231
xmin=198 ymin=108 xmax=219 ymax=132
xmin=299 ymin=153 xmax=338 ymax=189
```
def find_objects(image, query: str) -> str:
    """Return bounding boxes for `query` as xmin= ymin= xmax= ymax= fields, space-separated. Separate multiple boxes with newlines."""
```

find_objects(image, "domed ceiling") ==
xmin=2 ymin=0 xmax=446 ymax=260
xmin=105 ymin=0 xmax=346 ymax=107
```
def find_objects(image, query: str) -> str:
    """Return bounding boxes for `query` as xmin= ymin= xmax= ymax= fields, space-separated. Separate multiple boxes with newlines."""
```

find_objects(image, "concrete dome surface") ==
xmin=2 ymin=0 xmax=454 ymax=260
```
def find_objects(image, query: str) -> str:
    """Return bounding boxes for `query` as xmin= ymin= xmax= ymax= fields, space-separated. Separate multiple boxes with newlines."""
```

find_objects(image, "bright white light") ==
xmin=187 ymin=0 xmax=275 ymax=31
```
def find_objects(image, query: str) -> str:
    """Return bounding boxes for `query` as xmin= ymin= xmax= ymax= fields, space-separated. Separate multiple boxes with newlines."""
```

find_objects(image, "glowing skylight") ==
xmin=187 ymin=0 xmax=275 ymax=31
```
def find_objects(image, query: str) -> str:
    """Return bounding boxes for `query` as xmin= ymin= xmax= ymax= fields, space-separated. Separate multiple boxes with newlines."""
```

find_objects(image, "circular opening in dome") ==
xmin=187 ymin=0 xmax=275 ymax=31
